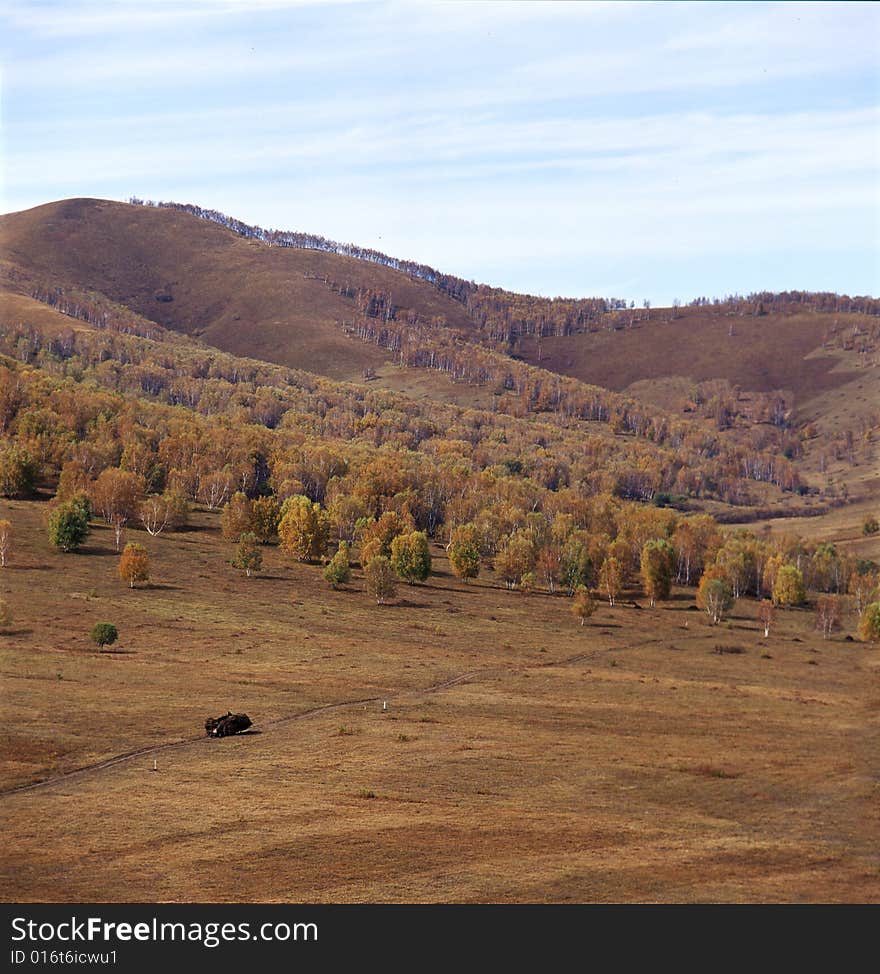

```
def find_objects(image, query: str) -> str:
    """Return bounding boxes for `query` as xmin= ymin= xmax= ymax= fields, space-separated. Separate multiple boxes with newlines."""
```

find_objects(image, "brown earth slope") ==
xmin=0 ymin=198 xmax=475 ymax=381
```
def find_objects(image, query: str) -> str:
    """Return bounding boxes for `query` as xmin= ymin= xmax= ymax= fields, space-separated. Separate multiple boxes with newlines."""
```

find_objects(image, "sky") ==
xmin=1 ymin=0 xmax=878 ymax=305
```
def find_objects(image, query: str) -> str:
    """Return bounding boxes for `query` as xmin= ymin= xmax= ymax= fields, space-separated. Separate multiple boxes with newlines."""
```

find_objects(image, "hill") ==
xmin=0 ymin=198 xmax=475 ymax=381
xmin=1 ymin=198 xmax=879 ymax=905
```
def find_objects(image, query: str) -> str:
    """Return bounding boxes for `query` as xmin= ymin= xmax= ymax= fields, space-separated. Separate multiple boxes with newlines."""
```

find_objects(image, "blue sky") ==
xmin=1 ymin=0 xmax=878 ymax=305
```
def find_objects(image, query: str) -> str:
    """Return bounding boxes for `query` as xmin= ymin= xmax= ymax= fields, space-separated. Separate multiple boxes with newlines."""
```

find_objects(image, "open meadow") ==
xmin=1 ymin=500 xmax=877 ymax=903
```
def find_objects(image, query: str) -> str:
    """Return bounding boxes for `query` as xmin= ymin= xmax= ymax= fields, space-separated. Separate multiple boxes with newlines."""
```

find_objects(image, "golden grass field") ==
xmin=1 ymin=501 xmax=877 ymax=903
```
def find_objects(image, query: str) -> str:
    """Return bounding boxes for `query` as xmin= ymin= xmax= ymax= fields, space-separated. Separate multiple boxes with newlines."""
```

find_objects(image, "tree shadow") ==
xmin=1 ymin=628 xmax=33 ymax=637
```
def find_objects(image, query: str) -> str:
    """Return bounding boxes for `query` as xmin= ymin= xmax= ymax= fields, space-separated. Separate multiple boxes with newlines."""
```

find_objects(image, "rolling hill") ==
xmin=1 ymin=197 xmax=877 ymax=506
xmin=0 ymin=198 xmax=474 ymax=381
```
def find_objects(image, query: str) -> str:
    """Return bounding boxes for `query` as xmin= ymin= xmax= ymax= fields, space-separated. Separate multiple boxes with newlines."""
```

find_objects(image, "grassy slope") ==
xmin=0 ymin=199 xmax=475 ymax=381
xmin=1 ymin=501 xmax=877 ymax=903
xmin=515 ymin=306 xmax=872 ymax=409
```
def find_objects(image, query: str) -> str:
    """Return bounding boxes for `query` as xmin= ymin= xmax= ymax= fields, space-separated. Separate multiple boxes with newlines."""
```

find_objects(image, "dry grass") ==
xmin=0 ymin=199 xmax=473 ymax=383
xmin=1 ymin=500 xmax=878 ymax=903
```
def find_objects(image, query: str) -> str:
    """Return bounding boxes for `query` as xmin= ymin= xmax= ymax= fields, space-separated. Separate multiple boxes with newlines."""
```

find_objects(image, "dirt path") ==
xmin=0 ymin=638 xmax=647 ymax=799
xmin=0 ymin=667 xmax=506 ymax=798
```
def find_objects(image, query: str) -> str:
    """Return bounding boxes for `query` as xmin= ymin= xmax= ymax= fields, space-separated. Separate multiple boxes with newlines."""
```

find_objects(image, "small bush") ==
xmin=90 ymin=622 xmax=118 ymax=649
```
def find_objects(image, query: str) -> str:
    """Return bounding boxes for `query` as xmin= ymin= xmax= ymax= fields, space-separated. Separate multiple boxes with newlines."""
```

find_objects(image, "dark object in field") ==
xmin=713 ymin=644 xmax=745 ymax=655
xmin=205 ymin=712 xmax=252 ymax=737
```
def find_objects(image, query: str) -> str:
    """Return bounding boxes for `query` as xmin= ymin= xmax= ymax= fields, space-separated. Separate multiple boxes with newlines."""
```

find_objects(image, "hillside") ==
xmin=4 ymin=197 xmax=878 ymax=509
xmin=0 ymin=198 xmax=475 ymax=380
xmin=1 ymin=199 xmax=879 ymax=906
xmin=2 ymin=496 xmax=878 ymax=903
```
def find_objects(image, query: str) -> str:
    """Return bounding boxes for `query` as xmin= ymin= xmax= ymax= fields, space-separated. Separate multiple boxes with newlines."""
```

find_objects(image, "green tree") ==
xmin=364 ymin=554 xmax=396 ymax=604
xmin=48 ymin=501 xmax=90 ymax=552
xmin=640 ymin=539 xmax=675 ymax=607
xmin=561 ymin=534 xmax=592 ymax=596
xmin=571 ymin=586 xmax=597 ymax=626
xmin=448 ymin=522 xmax=481 ymax=582
xmin=0 ymin=443 xmax=38 ymax=498
xmin=90 ymin=622 xmax=118 ymax=650
xmin=391 ymin=530 xmax=432 ymax=584
xmin=324 ymin=541 xmax=352 ymax=588
xmin=772 ymin=564 xmax=805 ymax=607
xmin=857 ymin=602 xmax=880 ymax=643
xmin=232 ymin=532 xmax=263 ymax=577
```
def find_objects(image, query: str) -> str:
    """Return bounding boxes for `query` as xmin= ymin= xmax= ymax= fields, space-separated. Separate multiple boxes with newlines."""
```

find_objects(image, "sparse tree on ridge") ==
xmin=848 ymin=571 xmax=878 ymax=617
xmin=140 ymin=495 xmax=172 ymax=536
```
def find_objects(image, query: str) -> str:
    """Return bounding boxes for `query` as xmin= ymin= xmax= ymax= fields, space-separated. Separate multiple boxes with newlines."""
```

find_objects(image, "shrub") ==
xmin=90 ymin=623 xmax=118 ymax=649
xmin=863 ymin=516 xmax=879 ymax=536
xmin=324 ymin=541 xmax=352 ymax=588
xmin=48 ymin=502 xmax=90 ymax=552
xmin=858 ymin=602 xmax=880 ymax=643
